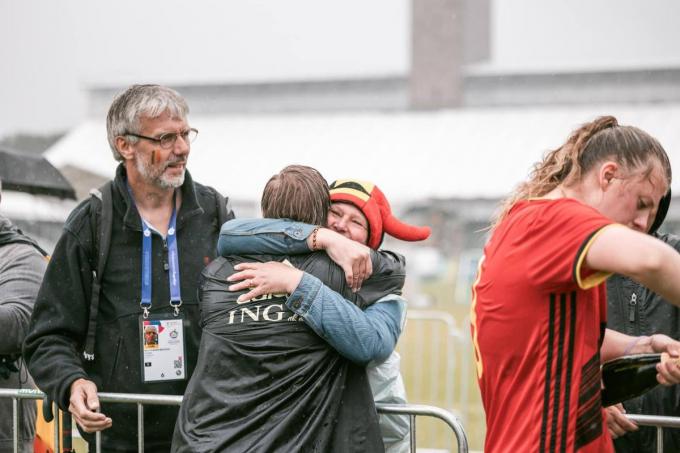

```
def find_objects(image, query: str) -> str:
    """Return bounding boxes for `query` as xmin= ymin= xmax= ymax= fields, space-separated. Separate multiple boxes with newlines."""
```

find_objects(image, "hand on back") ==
xmin=315 ymin=228 xmax=372 ymax=292
xmin=229 ymin=261 xmax=304 ymax=302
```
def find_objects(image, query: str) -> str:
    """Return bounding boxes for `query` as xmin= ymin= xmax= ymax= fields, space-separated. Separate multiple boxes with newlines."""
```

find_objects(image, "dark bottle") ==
xmin=601 ymin=353 xmax=662 ymax=406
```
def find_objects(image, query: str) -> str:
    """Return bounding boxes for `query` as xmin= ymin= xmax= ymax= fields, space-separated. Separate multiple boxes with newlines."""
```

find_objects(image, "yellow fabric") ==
xmin=330 ymin=179 xmax=375 ymax=202
xmin=574 ymin=224 xmax=623 ymax=289
xmin=330 ymin=186 xmax=371 ymax=202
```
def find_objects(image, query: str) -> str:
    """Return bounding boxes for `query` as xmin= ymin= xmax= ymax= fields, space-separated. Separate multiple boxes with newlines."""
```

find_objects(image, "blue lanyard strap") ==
xmin=166 ymin=212 xmax=182 ymax=315
xmin=140 ymin=223 xmax=153 ymax=317
xmin=129 ymin=185 xmax=182 ymax=318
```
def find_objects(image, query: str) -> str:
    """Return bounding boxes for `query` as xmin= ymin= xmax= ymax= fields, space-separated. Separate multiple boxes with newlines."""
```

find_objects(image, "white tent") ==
xmin=45 ymin=104 xmax=680 ymax=203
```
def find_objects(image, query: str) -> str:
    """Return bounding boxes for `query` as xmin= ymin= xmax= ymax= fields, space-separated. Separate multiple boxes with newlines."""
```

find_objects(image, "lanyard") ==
xmin=129 ymin=185 xmax=182 ymax=318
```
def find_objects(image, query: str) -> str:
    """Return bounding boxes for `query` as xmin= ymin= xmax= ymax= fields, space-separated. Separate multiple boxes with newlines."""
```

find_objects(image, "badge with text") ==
xmin=139 ymin=316 xmax=186 ymax=383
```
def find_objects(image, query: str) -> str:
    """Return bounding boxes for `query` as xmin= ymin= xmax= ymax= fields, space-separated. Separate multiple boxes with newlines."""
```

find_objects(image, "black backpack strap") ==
xmin=82 ymin=181 xmax=114 ymax=361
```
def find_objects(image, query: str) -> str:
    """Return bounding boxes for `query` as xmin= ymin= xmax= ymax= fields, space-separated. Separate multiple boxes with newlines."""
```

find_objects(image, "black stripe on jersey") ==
xmin=571 ymin=226 xmax=607 ymax=284
xmin=541 ymin=292 xmax=577 ymax=453
xmin=549 ymin=294 xmax=567 ymax=453
xmin=560 ymin=292 xmax=577 ymax=453
xmin=539 ymin=294 xmax=556 ymax=453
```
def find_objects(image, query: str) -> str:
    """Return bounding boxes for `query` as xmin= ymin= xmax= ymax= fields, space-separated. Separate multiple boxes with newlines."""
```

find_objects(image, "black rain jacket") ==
xmin=172 ymin=249 xmax=406 ymax=452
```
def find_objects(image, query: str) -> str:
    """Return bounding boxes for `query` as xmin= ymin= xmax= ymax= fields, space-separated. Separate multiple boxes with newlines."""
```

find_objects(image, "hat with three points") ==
xmin=329 ymin=179 xmax=431 ymax=249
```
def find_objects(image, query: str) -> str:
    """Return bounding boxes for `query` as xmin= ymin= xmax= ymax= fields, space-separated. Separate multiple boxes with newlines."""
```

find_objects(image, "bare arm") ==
xmin=601 ymin=329 xmax=680 ymax=386
xmin=586 ymin=226 xmax=680 ymax=306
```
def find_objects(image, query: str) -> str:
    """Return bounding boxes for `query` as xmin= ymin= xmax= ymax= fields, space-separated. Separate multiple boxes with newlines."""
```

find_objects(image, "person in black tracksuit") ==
xmin=607 ymin=192 xmax=680 ymax=452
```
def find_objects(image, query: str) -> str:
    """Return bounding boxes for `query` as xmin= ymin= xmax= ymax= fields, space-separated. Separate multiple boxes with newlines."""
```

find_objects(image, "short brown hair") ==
xmin=261 ymin=165 xmax=330 ymax=225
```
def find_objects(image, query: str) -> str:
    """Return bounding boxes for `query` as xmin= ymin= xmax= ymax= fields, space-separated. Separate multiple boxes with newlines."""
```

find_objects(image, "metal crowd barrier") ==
xmin=626 ymin=414 xmax=680 ymax=453
xmin=376 ymin=402 xmax=468 ymax=453
xmin=405 ymin=310 xmax=466 ymax=412
xmin=0 ymin=389 xmax=469 ymax=453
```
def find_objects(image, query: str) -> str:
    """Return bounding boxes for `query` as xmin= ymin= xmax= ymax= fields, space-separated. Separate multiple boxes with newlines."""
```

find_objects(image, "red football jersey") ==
xmin=471 ymin=198 xmax=618 ymax=453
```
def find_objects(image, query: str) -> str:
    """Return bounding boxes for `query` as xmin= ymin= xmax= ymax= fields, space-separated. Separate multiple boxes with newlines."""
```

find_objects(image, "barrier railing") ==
xmin=400 ymin=309 xmax=478 ymax=448
xmin=626 ymin=414 xmax=680 ymax=453
xmin=377 ymin=402 xmax=468 ymax=453
xmin=0 ymin=389 xmax=469 ymax=453
xmin=405 ymin=310 xmax=465 ymax=411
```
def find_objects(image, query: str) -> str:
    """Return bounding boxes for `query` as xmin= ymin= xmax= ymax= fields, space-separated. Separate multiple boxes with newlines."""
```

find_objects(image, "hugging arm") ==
xmin=222 ymin=218 xmax=408 ymax=364
xmin=229 ymin=261 xmax=406 ymax=365
xmin=289 ymin=273 xmax=405 ymax=365
xmin=219 ymin=218 xmax=377 ymax=290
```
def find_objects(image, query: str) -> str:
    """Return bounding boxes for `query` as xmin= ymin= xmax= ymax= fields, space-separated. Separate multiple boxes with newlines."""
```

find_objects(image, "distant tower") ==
xmin=410 ymin=0 xmax=490 ymax=109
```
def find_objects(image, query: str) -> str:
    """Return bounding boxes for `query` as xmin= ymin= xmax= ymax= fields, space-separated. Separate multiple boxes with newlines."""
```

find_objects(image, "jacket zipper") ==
xmin=628 ymin=293 xmax=637 ymax=322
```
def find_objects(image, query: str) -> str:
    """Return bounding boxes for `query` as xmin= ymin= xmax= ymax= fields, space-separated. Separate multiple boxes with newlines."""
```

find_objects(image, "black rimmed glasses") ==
xmin=125 ymin=128 xmax=198 ymax=149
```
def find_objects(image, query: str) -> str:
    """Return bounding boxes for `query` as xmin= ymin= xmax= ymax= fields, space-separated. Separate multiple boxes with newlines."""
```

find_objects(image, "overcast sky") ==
xmin=1 ymin=0 xmax=679 ymax=139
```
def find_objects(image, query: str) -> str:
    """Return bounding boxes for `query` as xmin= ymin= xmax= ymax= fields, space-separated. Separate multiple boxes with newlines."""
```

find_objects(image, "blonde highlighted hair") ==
xmin=494 ymin=116 xmax=671 ymax=227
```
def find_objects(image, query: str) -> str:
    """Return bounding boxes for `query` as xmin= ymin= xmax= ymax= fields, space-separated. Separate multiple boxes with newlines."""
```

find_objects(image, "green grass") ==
xmin=397 ymin=266 xmax=486 ymax=452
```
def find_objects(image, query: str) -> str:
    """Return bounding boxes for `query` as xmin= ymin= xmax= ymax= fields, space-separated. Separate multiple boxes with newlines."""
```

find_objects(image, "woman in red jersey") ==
xmin=471 ymin=115 xmax=680 ymax=453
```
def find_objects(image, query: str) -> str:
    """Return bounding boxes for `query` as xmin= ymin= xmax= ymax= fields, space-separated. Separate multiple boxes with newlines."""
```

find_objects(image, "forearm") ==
xmin=601 ymin=329 xmax=641 ymax=362
xmin=288 ymin=273 xmax=405 ymax=365
xmin=0 ymin=247 xmax=46 ymax=353
xmin=23 ymin=234 xmax=92 ymax=409
xmin=24 ymin=335 xmax=89 ymax=409
xmin=633 ymin=244 xmax=680 ymax=308
xmin=0 ymin=305 xmax=31 ymax=354
xmin=588 ymin=227 xmax=680 ymax=305
xmin=602 ymin=328 xmax=673 ymax=362
xmin=217 ymin=218 xmax=314 ymax=256
xmin=24 ymin=289 xmax=90 ymax=409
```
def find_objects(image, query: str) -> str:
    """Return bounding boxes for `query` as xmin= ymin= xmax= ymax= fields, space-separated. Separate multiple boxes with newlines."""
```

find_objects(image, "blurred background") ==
xmin=2 ymin=1 xmax=680 ymax=451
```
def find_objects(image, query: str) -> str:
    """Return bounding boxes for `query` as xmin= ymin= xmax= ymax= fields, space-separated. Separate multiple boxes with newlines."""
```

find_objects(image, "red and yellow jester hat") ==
xmin=329 ymin=179 xmax=431 ymax=250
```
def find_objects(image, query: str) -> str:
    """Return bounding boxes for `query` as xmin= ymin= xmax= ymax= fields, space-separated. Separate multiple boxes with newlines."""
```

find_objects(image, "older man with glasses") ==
xmin=24 ymin=84 xmax=234 ymax=452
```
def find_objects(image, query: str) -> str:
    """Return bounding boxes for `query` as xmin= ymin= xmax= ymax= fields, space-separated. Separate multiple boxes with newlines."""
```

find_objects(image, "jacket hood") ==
xmin=0 ymin=214 xmax=48 ymax=255
xmin=649 ymin=189 xmax=671 ymax=235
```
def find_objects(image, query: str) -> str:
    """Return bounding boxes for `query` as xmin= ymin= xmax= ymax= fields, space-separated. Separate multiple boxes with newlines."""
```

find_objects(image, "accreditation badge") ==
xmin=139 ymin=315 xmax=187 ymax=383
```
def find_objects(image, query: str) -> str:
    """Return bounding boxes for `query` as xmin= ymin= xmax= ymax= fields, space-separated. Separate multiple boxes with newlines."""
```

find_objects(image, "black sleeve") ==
xmin=23 ymin=220 xmax=93 ymax=410
xmin=356 ymin=249 xmax=406 ymax=308
xmin=370 ymin=249 xmax=406 ymax=279
xmin=300 ymin=250 xmax=406 ymax=310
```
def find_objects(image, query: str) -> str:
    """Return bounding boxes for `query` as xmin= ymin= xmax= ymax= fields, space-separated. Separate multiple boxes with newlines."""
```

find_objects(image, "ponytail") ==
xmin=493 ymin=116 xmax=670 ymax=228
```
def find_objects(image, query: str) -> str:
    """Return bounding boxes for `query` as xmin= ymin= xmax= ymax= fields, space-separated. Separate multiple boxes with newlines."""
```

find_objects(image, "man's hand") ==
xmin=314 ymin=228 xmax=372 ymax=292
xmin=69 ymin=378 xmax=112 ymax=433
xmin=229 ymin=262 xmax=304 ymax=302
xmin=605 ymin=404 xmax=638 ymax=438
xmin=650 ymin=334 xmax=680 ymax=385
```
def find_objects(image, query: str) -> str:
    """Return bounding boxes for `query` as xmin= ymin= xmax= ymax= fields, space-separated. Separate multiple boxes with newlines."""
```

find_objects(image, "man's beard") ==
xmin=136 ymin=155 xmax=186 ymax=189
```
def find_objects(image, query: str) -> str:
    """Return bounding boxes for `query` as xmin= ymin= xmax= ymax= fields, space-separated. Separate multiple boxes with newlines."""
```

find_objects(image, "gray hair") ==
xmin=106 ymin=84 xmax=189 ymax=161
